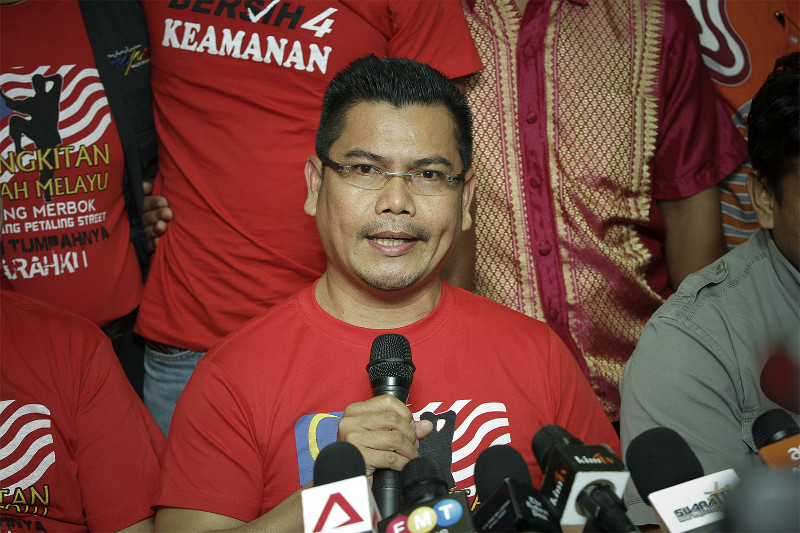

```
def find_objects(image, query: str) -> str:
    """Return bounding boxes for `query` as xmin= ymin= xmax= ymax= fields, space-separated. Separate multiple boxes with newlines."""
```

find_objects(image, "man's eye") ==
xmin=353 ymin=165 xmax=380 ymax=176
xmin=417 ymin=170 xmax=445 ymax=180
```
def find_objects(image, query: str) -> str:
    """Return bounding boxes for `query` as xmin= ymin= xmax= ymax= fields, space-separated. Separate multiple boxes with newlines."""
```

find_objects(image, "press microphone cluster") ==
xmin=533 ymin=425 xmax=637 ymax=532
xmin=751 ymin=408 xmax=800 ymax=472
xmin=625 ymin=427 xmax=739 ymax=533
xmin=302 ymin=441 xmax=381 ymax=533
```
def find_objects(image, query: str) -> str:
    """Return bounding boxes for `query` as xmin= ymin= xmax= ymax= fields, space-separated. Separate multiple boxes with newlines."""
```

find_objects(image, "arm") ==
xmin=142 ymin=179 xmax=172 ymax=253
xmin=657 ymin=185 xmax=726 ymax=290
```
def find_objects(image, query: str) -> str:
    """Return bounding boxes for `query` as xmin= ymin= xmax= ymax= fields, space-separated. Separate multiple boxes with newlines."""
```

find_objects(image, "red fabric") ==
xmin=159 ymin=281 xmax=619 ymax=521
xmin=0 ymin=290 xmax=165 ymax=532
xmin=0 ymin=0 xmax=143 ymax=327
xmin=137 ymin=0 xmax=484 ymax=351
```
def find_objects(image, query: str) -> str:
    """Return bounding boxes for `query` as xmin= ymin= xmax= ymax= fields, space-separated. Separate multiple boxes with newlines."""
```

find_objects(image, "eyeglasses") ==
xmin=318 ymin=155 xmax=465 ymax=196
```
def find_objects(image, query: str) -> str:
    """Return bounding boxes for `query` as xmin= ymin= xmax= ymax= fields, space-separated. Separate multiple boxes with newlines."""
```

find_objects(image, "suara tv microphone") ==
xmin=751 ymin=408 xmax=800 ymax=472
xmin=472 ymin=444 xmax=559 ymax=532
xmin=302 ymin=441 xmax=381 ymax=533
xmin=366 ymin=334 xmax=415 ymax=519
xmin=378 ymin=456 xmax=474 ymax=533
xmin=532 ymin=425 xmax=636 ymax=532
xmin=626 ymin=427 xmax=739 ymax=533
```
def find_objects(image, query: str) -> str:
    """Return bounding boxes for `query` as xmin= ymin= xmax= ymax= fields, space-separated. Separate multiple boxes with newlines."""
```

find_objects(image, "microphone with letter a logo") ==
xmin=302 ymin=441 xmax=382 ymax=533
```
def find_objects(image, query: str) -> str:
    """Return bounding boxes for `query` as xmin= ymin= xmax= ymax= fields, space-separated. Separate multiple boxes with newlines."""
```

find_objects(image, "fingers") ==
xmin=142 ymin=192 xmax=173 ymax=253
xmin=338 ymin=395 xmax=423 ymax=475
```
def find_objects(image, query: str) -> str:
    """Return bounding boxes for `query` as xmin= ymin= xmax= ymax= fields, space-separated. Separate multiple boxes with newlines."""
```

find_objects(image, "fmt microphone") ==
xmin=532 ymin=425 xmax=635 ymax=532
xmin=472 ymin=444 xmax=559 ymax=532
xmin=302 ymin=441 xmax=381 ymax=533
xmin=378 ymin=456 xmax=474 ymax=533
xmin=626 ymin=427 xmax=739 ymax=533
xmin=751 ymin=408 xmax=800 ymax=471
xmin=367 ymin=334 xmax=415 ymax=519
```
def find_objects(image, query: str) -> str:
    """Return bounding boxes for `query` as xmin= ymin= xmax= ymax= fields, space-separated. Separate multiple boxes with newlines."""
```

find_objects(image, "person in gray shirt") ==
xmin=619 ymin=51 xmax=800 ymax=526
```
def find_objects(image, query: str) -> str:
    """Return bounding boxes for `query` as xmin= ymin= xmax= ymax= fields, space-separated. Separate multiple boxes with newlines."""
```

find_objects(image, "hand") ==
xmin=142 ymin=179 xmax=173 ymax=253
xmin=338 ymin=395 xmax=434 ymax=478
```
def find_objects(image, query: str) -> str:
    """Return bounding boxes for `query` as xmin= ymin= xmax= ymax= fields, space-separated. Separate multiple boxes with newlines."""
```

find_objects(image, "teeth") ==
xmin=373 ymin=238 xmax=406 ymax=246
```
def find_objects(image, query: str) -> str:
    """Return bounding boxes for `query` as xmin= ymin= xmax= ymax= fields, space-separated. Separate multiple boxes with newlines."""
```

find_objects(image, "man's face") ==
xmin=304 ymin=101 xmax=474 ymax=293
xmin=748 ymin=160 xmax=800 ymax=270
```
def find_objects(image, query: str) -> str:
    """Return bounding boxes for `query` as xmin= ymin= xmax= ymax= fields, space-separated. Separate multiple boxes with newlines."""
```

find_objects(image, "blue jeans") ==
xmin=143 ymin=342 xmax=205 ymax=436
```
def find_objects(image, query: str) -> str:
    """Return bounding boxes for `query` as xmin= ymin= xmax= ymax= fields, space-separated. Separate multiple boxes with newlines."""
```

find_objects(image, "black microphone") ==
xmin=378 ymin=456 xmax=474 ymax=533
xmin=532 ymin=425 xmax=636 ymax=532
xmin=626 ymin=427 xmax=739 ymax=533
xmin=302 ymin=441 xmax=381 ymax=532
xmin=472 ymin=444 xmax=559 ymax=532
xmin=367 ymin=334 xmax=415 ymax=519
xmin=751 ymin=409 xmax=800 ymax=471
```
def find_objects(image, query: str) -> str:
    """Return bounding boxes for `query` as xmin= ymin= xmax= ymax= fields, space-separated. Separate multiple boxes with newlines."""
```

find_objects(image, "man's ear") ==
xmin=746 ymin=171 xmax=775 ymax=229
xmin=304 ymin=155 xmax=324 ymax=216
xmin=460 ymin=169 xmax=476 ymax=232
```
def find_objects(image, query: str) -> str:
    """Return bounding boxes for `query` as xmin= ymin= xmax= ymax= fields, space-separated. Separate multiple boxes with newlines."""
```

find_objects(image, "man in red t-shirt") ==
xmin=155 ymin=56 xmax=618 ymax=531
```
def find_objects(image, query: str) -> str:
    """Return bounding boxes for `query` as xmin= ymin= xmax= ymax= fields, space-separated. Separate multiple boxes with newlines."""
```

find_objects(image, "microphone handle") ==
xmin=373 ymin=468 xmax=403 ymax=518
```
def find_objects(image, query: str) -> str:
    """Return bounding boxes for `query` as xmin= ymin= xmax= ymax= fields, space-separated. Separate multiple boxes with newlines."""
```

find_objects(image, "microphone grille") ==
xmin=752 ymin=408 xmax=800 ymax=449
xmin=625 ymin=427 xmax=703 ymax=503
xmin=367 ymin=333 xmax=415 ymax=381
xmin=531 ymin=424 xmax=582 ymax=468
xmin=401 ymin=456 xmax=449 ymax=506
xmin=313 ymin=441 xmax=365 ymax=486
xmin=475 ymin=445 xmax=533 ymax=501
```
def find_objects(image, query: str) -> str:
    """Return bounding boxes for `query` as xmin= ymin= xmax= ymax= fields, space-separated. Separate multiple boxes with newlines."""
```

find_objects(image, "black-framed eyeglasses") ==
xmin=318 ymin=155 xmax=465 ymax=196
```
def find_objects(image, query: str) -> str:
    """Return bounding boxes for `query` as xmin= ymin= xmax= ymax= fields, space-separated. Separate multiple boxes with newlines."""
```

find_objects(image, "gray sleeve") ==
xmin=619 ymin=315 xmax=748 ymax=524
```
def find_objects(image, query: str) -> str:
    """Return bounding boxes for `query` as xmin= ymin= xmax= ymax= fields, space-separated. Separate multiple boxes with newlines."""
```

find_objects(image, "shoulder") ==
xmin=447 ymin=284 xmax=552 ymax=332
xmin=2 ymin=290 xmax=107 ymax=345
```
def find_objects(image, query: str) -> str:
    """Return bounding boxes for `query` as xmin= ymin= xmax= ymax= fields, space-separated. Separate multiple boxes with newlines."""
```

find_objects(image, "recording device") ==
xmin=472 ymin=444 xmax=558 ymax=532
xmin=721 ymin=469 xmax=800 ymax=532
xmin=366 ymin=333 xmax=416 ymax=519
xmin=378 ymin=456 xmax=474 ymax=533
xmin=302 ymin=441 xmax=381 ymax=533
xmin=626 ymin=427 xmax=739 ymax=533
xmin=751 ymin=408 xmax=800 ymax=471
xmin=532 ymin=425 xmax=635 ymax=531
xmin=760 ymin=343 xmax=800 ymax=412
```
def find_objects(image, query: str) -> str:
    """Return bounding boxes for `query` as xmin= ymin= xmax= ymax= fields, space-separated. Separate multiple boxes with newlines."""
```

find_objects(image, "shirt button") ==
xmin=526 ymin=112 xmax=538 ymax=124
xmin=715 ymin=261 xmax=725 ymax=275
xmin=528 ymin=176 xmax=541 ymax=188
xmin=538 ymin=241 xmax=551 ymax=256
xmin=523 ymin=45 xmax=535 ymax=58
xmin=549 ymin=307 xmax=560 ymax=321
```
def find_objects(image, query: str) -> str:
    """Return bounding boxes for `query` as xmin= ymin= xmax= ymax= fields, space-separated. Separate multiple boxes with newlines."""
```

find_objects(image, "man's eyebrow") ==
xmin=342 ymin=150 xmax=454 ymax=170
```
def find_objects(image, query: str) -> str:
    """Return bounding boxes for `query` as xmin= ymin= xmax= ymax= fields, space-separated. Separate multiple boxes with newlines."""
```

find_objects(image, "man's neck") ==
xmin=313 ymin=272 xmax=443 ymax=329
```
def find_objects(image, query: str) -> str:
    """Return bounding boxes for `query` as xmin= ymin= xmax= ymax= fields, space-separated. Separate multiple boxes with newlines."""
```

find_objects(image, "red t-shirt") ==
xmin=159 ymin=281 xmax=619 ymax=521
xmin=137 ymin=0 xmax=484 ymax=351
xmin=0 ymin=290 xmax=165 ymax=532
xmin=0 ymin=0 xmax=143 ymax=327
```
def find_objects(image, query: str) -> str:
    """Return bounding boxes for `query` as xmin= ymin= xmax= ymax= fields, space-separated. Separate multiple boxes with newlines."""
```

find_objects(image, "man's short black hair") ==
xmin=748 ymin=52 xmax=799 ymax=206
xmin=315 ymin=55 xmax=473 ymax=171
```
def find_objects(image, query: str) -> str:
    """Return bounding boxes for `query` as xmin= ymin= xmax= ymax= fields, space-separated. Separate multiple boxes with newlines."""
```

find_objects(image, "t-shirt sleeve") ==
xmin=650 ymin=1 xmax=747 ymax=200
xmin=158 ymin=359 xmax=265 ymax=522
xmin=77 ymin=336 xmax=165 ymax=532
xmin=547 ymin=329 xmax=621 ymax=456
xmin=387 ymin=0 xmax=483 ymax=79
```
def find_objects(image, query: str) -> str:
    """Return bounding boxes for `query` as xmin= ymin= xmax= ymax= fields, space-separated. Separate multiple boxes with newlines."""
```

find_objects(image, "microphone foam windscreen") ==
xmin=625 ymin=427 xmax=704 ymax=503
xmin=313 ymin=441 xmax=366 ymax=486
xmin=531 ymin=424 xmax=582 ymax=468
xmin=401 ymin=456 xmax=449 ymax=505
xmin=752 ymin=408 xmax=800 ymax=449
xmin=366 ymin=333 xmax=415 ymax=381
xmin=475 ymin=445 xmax=533 ymax=501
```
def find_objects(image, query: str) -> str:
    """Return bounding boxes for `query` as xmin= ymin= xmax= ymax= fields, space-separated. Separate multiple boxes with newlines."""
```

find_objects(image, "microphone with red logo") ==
xmin=752 ymin=408 xmax=800 ymax=471
xmin=532 ymin=425 xmax=636 ymax=532
xmin=301 ymin=441 xmax=381 ymax=533
xmin=366 ymin=334 xmax=415 ymax=519
xmin=625 ymin=427 xmax=739 ymax=533
xmin=472 ymin=444 xmax=559 ymax=532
